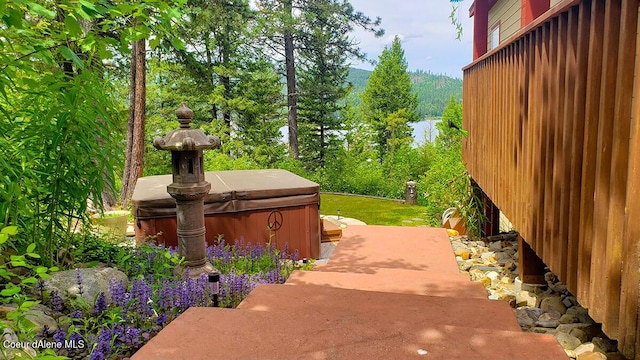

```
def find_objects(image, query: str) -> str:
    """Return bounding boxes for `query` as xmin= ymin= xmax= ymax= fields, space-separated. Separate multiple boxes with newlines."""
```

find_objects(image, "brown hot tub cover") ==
xmin=132 ymin=169 xmax=321 ymax=258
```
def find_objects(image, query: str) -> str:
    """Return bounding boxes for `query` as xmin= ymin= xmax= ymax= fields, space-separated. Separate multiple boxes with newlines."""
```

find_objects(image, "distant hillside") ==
xmin=346 ymin=67 xmax=463 ymax=118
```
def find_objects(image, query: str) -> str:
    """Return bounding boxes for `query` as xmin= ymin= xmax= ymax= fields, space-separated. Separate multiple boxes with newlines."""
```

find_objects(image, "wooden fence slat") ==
xmin=557 ymin=10 xmax=574 ymax=285
xmin=542 ymin=20 xmax=556 ymax=267
xmin=618 ymin=14 xmax=640 ymax=354
xmin=551 ymin=13 xmax=569 ymax=281
xmin=589 ymin=0 xmax=621 ymax=324
xmin=602 ymin=0 xmax=637 ymax=338
xmin=566 ymin=1 xmax=590 ymax=295
xmin=577 ymin=0 xmax=605 ymax=310
xmin=534 ymin=27 xmax=546 ymax=256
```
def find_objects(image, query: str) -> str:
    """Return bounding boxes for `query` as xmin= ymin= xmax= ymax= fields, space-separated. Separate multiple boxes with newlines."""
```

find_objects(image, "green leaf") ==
xmin=0 ymin=233 xmax=7 ymax=244
xmin=78 ymin=0 xmax=97 ymax=11
xmin=21 ymin=277 xmax=38 ymax=284
xmin=65 ymin=15 xmax=83 ymax=37
xmin=28 ymin=3 xmax=56 ymax=18
xmin=1 ymin=287 xmax=20 ymax=296
xmin=170 ymin=37 xmax=185 ymax=51
xmin=3 ymin=9 xmax=24 ymax=28
xmin=1 ymin=226 xmax=18 ymax=235
xmin=27 ymin=252 xmax=41 ymax=259
xmin=60 ymin=46 xmax=84 ymax=69
xmin=20 ymin=300 xmax=39 ymax=309
xmin=149 ymin=37 xmax=160 ymax=50
xmin=26 ymin=243 xmax=36 ymax=253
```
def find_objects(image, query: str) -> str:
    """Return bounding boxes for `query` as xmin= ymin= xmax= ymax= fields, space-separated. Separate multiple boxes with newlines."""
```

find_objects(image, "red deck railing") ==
xmin=462 ymin=0 xmax=640 ymax=357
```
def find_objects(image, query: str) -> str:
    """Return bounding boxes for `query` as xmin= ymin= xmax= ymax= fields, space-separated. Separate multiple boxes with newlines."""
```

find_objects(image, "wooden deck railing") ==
xmin=462 ymin=0 xmax=640 ymax=357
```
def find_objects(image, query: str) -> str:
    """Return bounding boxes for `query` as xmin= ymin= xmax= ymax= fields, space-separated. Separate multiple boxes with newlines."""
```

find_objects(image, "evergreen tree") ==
xmin=255 ymin=0 xmax=383 ymax=159
xmin=169 ymin=0 xmax=254 ymax=124
xmin=233 ymin=61 xmax=287 ymax=167
xmin=360 ymin=36 xmax=419 ymax=156
xmin=436 ymin=96 xmax=464 ymax=150
xmin=297 ymin=0 xmax=353 ymax=169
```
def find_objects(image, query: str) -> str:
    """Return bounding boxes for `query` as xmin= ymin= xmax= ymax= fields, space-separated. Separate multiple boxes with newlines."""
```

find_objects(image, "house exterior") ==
xmin=464 ymin=0 xmax=640 ymax=358
xmin=470 ymin=0 xmax=564 ymax=59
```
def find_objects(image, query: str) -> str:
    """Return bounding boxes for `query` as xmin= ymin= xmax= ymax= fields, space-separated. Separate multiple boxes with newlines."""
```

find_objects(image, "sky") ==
xmin=346 ymin=0 xmax=475 ymax=79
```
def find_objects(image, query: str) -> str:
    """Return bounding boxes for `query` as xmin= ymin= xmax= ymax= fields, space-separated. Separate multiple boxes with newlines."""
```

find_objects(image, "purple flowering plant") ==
xmin=30 ymin=236 xmax=309 ymax=359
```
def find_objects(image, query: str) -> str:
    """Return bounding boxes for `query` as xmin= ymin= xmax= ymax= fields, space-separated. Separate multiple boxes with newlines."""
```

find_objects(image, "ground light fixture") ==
xmin=208 ymin=271 xmax=221 ymax=307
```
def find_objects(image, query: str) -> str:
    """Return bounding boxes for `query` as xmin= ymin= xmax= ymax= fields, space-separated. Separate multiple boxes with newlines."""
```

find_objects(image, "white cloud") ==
xmin=347 ymin=0 xmax=475 ymax=77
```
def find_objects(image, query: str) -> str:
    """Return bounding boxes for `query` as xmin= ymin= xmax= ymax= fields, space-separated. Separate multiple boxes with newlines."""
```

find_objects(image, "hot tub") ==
xmin=132 ymin=169 xmax=320 ymax=259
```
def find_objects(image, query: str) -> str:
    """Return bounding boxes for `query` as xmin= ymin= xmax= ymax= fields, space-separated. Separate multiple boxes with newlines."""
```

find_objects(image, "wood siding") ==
xmin=489 ymin=0 xmax=523 ymax=48
xmin=463 ymin=0 xmax=640 ymax=357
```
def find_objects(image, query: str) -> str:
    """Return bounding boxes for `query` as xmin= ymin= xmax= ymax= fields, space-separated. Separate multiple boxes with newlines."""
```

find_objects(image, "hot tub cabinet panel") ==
xmin=132 ymin=169 xmax=321 ymax=259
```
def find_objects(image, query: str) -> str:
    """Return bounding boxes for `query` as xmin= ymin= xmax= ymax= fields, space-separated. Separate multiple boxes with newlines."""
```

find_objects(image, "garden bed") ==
xmin=3 ymin=237 xmax=307 ymax=360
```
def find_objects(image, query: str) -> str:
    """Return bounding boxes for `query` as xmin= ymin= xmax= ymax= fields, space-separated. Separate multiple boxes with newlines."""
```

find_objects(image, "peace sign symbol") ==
xmin=267 ymin=210 xmax=284 ymax=231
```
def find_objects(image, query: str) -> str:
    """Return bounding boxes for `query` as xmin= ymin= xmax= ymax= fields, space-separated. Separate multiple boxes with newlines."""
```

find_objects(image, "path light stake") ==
xmin=208 ymin=271 xmax=220 ymax=307
xmin=153 ymin=103 xmax=221 ymax=277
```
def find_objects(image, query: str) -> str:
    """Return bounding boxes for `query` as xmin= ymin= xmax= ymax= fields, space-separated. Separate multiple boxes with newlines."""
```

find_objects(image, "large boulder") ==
xmin=43 ymin=267 xmax=128 ymax=304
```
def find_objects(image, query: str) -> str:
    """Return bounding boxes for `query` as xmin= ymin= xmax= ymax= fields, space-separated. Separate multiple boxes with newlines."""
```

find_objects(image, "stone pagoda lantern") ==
xmin=153 ymin=103 xmax=221 ymax=277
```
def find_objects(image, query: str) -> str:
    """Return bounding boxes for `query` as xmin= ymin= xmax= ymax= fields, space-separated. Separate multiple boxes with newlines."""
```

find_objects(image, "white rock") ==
xmin=481 ymin=251 xmax=495 ymax=261
xmin=516 ymin=290 xmax=538 ymax=307
xmin=571 ymin=343 xmax=596 ymax=357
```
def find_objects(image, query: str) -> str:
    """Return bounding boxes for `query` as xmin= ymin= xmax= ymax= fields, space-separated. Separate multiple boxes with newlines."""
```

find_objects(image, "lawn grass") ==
xmin=320 ymin=193 xmax=433 ymax=226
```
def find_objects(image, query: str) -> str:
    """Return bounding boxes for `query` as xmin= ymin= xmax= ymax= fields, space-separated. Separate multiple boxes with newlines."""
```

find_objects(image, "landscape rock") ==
xmin=536 ymin=319 xmax=560 ymax=328
xmin=592 ymin=336 xmax=618 ymax=353
xmin=559 ymin=314 xmax=578 ymax=324
xmin=576 ymin=352 xmax=607 ymax=360
xmin=569 ymin=328 xmax=589 ymax=343
xmin=540 ymin=296 xmax=568 ymax=315
xmin=43 ymin=267 xmax=128 ymax=304
xmin=516 ymin=290 xmax=538 ymax=307
xmin=0 ymin=304 xmax=58 ymax=332
xmin=515 ymin=308 xmax=536 ymax=328
xmin=531 ymin=327 xmax=556 ymax=334
xmin=556 ymin=323 xmax=602 ymax=339
xmin=454 ymin=248 xmax=471 ymax=260
xmin=485 ymin=271 xmax=500 ymax=287
xmin=570 ymin=343 xmax=595 ymax=357
xmin=525 ymin=307 xmax=545 ymax=320
xmin=24 ymin=305 xmax=58 ymax=332
xmin=566 ymin=306 xmax=595 ymax=324
xmin=470 ymin=265 xmax=498 ymax=272
xmin=488 ymin=241 xmax=503 ymax=251
xmin=450 ymin=233 xmax=625 ymax=360
xmin=555 ymin=332 xmax=583 ymax=351
xmin=459 ymin=260 xmax=474 ymax=272
xmin=2 ymin=327 xmax=36 ymax=359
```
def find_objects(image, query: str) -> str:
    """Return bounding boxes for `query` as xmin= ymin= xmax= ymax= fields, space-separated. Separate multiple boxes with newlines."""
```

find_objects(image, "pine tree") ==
xmin=255 ymin=0 xmax=383 ymax=159
xmin=297 ymin=0 xmax=353 ymax=169
xmin=360 ymin=36 xmax=419 ymax=157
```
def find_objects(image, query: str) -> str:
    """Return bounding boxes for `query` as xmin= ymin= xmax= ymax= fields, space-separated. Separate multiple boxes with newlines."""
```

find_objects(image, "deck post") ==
xmin=470 ymin=179 xmax=500 ymax=238
xmin=482 ymin=194 xmax=500 ymax=238
xmin=518 ymin=234 xmax=546 ymax=284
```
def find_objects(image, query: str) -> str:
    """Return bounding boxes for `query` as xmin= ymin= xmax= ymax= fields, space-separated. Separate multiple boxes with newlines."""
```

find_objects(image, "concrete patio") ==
xmin=132 ymin=225 xmax=568 ymax=360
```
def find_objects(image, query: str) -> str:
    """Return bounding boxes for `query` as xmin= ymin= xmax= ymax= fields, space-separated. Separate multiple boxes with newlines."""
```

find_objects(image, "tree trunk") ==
xmin=120 ymin=39 xmax=146 ymax=207
xmin=284 ymin=0 xmax=299 ymax=159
